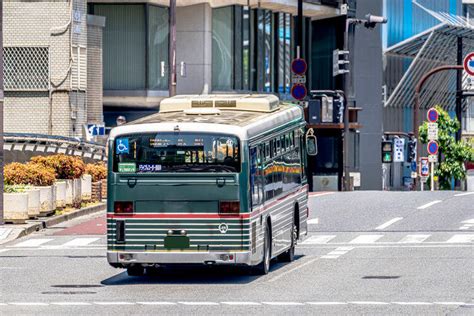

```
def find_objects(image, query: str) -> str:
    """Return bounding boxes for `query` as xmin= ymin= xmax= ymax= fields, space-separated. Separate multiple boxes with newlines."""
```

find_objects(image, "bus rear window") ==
xmin=113 ymin=132 xmax=240 ymax=173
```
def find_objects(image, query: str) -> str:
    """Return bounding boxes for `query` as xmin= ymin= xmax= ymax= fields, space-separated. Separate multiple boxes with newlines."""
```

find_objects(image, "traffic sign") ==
xmin=87 ymin=124 xmax=105 ymax=136
xmin=463 ymin=52 xmax=474 ymax=76
xmin=427 ymin=140 xmax=439 ymax=155
xmin=393 ymin=138 xmax=405 ymax=162
xmin=291 ymin=84 xmax=307 ymax=100
xmin=428 ymin=155 xmax=438 ymax=163
xmin=420 ymin=157 xmax=429 ymax=177
xmin=411 ymin=161 xmax=417 ymax=172
xmin=291 ymin=58 xmax=307 ymax=75
xmin=427 ymin=108 xmax=439 ymax=123
xmin=291 ymin=75 xmax=306 ymax=84
xmin=427 ymin=122 xmax=438 ymax=140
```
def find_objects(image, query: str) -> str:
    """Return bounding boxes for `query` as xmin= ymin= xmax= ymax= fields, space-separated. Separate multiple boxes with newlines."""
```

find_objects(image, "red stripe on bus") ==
xmin=107 ymin=213 xmax=250 ymax=219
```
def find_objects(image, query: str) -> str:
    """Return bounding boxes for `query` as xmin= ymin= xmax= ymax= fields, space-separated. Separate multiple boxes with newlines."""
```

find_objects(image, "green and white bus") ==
xmin=107 ymin=94 xmax=314 ymax=275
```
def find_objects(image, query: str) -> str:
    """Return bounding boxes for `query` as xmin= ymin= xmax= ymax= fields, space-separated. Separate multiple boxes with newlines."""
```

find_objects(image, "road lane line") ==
xmin=433 ymin=302 xmax=465 ymax=305
xmin=307 ymin=218 xmax=319 ymax=225
xmin=94 ymin=302 xmax=135 ymax=305
xmin=349 ymin=235 xmax=384 ymax=244
xmin=12 ymin=238 xmax=54 ymax=248
xmin=392 ymin=302 xmax=433 ymax=305
xmin=320 ymin=255 xmax=340 ymax=259
xmin=454 ymin=192 xmax=474 ymax=197
xmin=0 ymin=249 xmax=10 ymax=254
xmin=62 ymin=238 xmax=100 ymax=247
xmin=417 ymin=200 xmax=442 ymax=210
xmin=51 ymin=302 xmax=92 ymax=306
xmin=137 ymin=302 xmax=177 ymax=305
xmin=179 ymin=302 xmax=219 ymax=306
xmin=221 ymin=302 xmax=261 ymax=306
xmin=306 ymin=302 xmax=347 ymax=305
xmin=301 ymin=235 xmax=336 ymax=244
xmin=398 ymin=234 xmax=431 ymax=243
xmin=461 ymin=219 xmax=474 ymax=224
xmin=375 ymin=217 xmax=403 ymax=230
xmin=262 ymin=302 xmax=304 ymax=306
xmin=9 ymin=302 xmax=49 ymax=306
xmin=445 ymin=234 xmax=474 ymax=243
xmin=267 ymin=257 xmax=318 ymax=282
xmin=349 ymin=301 xmax=389 ymax=305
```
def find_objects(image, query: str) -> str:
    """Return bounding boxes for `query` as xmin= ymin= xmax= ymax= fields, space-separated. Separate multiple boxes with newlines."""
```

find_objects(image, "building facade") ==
xmin=3 ymin=0 xmax=105 ymax=138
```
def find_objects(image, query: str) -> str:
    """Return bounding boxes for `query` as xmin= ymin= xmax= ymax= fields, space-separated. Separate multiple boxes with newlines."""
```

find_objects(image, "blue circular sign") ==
xmin=291 ymin=84 xmax=307 ymax=100
xmin=427 ymin=141 xmax=438 ymax=155
xmin=291 ymin=59 xmax=307 ymax=75
xmin=427 ymin=108 xmax=439 ymax=123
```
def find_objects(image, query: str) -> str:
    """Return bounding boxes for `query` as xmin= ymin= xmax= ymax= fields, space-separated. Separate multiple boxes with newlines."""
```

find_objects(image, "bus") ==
xmin=107 ymin=94 xmax=315 ymax=276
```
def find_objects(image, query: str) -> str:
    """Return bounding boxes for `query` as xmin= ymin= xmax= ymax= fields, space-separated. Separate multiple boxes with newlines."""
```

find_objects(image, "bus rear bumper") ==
xmin=107 ymin=251 xmax=252 ymax=267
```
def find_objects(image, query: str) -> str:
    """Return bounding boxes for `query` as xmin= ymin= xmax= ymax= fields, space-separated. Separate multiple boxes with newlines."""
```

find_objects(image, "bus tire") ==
xmin=254 ymin=224 xmax=271 ymax=275
xmin=127 ymin=265 xmax=145 ymax=277
xmin=279 ymin=222 xmax=296 ymax=262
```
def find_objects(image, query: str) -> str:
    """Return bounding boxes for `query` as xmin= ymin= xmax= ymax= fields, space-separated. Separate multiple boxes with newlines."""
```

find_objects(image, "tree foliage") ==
xmin=419 ymin=106 xmax=474 ymax=190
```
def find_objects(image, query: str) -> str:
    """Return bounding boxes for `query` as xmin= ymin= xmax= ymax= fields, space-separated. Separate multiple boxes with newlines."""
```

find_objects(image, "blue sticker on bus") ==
xmin=116 ymin=138 xmax=129 ymax=154
xmin=138 ymin=164 xmax=162 ymax=172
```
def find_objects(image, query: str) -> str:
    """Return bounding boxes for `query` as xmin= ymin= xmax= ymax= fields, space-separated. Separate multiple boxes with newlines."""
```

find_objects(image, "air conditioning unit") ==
xmin=313 ymin=174 xmax=338 ymax=191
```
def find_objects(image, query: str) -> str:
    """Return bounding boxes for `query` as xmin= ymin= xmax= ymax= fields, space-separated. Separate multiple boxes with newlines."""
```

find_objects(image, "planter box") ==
xmin=64 ymin=179 xmax=74 ymax=206
xmin=4 ymin=192 xmax=29 ymax=223
xmin=26 ymin=188 xmax=41 ymax=219
xmin=35 ymin=185 xmax=55 ymax=216
xmin=91 ymin=181 xmax=102 ymax=202
xmin=81 ymin=174 xmax=92 ymax=202
xmin=73 ymin=178 xmax=82 ymax=208
xmin=101 ymin=178 xmax=107 ymax=200
xmin=54 ymin=181 xmax=67 ymax=209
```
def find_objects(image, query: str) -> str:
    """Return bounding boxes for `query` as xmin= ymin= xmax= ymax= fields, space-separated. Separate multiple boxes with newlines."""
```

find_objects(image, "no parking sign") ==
xmin=463 ymin=52 xmax=474 ymax=76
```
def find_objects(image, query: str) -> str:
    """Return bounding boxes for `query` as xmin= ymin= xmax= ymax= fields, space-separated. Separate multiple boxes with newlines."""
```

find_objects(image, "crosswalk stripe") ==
xmin=398 ymin=234 xmax=431 ymax=243
xmin=62 ymin=238 xmax=100 ymax=247
xmin=301 ymin=235 xmax=336 ymax=244
xmin=349 ymin=235 xmax=384 ymax=244
xmin=307 ymin=218 xmax=319 ymax=225
xmin=13 ymin=239 xmax=53 ymax=248
xmin=445 ymin=234 xmax=474 ymax=243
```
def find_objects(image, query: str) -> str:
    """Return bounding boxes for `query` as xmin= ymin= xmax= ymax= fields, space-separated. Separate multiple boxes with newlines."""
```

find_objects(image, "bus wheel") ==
xmin=127 ymin=265 xmax=145 ymax=277
xmin=279 ymin=223 xmax=296 ymax=262
xmin=254 ymin=224 xmax=271 ymax=275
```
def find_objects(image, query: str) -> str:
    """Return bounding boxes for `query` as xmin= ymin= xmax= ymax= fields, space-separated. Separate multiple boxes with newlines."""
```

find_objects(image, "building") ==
xmin=3 ymin=0 xmax=105 ymax=138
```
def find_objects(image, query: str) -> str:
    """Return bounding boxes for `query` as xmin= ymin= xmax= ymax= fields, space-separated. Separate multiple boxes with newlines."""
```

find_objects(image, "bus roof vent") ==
xmin=160 ymin=94 xmax=280 ymax=113
xmin=184 ymin=108 xmax=221 ymax=115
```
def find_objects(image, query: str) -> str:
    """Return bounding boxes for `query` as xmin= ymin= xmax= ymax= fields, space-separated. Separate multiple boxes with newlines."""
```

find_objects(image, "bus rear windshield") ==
xmin=113 ymin=132 xmax=240 ymax=173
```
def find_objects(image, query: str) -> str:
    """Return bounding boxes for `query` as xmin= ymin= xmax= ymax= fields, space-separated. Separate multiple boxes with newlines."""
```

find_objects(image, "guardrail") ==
xmin=3 ymin=133 xmax=107 ymax=163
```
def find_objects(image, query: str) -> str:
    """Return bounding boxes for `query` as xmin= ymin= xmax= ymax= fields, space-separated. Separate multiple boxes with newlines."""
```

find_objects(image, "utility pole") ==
xmin=456 ymin=37 xmax=463 ymax=142
xmin=0 ymin=0 xmax=4 ymax=225
xmin=342 ymin=18 xmax=351 ymax=191
xmin=168 ymin=0 xmax=177 ymax=97
xmin=296 ymin=0 xmax=303 ymax=58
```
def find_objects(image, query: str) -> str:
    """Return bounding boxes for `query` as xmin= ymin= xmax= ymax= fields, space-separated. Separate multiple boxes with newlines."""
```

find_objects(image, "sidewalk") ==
xmin=0 ymin=202 xmax=106 ymax=245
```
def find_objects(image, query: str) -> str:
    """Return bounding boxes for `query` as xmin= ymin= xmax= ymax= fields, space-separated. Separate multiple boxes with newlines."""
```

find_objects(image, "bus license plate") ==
xmin=164 ymin=236 xmax=190 ymax=249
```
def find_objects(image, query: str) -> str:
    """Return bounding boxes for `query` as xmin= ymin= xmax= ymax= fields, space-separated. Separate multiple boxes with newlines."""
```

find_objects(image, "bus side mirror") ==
xmin=305 ymin=128 xmax=318 ymax=156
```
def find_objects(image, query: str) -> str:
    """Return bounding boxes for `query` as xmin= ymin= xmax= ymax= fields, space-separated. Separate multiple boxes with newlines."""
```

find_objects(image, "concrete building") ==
xmin=3 ymin=0 xmax=105 ymax=138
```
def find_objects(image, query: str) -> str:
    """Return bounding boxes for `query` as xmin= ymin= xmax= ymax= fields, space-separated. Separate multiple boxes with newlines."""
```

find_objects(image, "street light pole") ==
xmin=168 ymin=0 xmax=177 ymax=97
xmin=0 ymin=0 xmax=4 ymax=225
xmin=342 ymin=18 xmax=351 ymax=191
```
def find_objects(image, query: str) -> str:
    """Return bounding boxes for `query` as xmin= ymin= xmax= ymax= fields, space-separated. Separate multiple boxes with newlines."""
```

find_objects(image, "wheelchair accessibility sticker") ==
xmin=116 ymin=138 xmax=129 ymax=154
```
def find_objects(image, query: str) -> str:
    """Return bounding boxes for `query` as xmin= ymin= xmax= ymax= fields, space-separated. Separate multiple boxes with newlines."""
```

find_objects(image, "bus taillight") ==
xmin=219 ymin=201 xmax=240 ymax=215
xmin=114 ymin=201 xmax=134 ymax=214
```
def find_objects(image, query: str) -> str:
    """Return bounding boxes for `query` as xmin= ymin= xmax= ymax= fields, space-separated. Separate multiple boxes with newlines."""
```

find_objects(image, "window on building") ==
xmin=148 ymin=5 xmax=169 ymax=90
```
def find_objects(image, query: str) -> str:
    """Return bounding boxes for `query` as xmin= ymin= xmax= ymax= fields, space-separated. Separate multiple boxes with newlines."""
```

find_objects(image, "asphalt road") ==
xmin=0 ymin=191 xmax=473 ymax=315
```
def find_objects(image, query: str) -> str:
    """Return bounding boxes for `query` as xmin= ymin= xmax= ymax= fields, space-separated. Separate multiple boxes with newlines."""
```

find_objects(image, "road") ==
xmin=0 ymin=191 xmax=473 ymax=315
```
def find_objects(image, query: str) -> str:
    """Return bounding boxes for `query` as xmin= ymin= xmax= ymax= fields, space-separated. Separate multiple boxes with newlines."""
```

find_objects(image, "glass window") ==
xmin=277 ymin=13 xmax=285 ymax=94
xmin=114 ymin=133 xmax=240 ymax=173
xmin=263 ymin=10 xmax=273 ymax=92
xmin=147 ymin=5 xmax=169 ymax=90
xmin=212 ymin=7 xmax=233 ymax=90
xmin=284 ymin=13 xmax=292 ymax=94
xmin=95 ymin=5 xmax=146 ymax=90
xmin=242 ymin=7 xmax=251 ymax=90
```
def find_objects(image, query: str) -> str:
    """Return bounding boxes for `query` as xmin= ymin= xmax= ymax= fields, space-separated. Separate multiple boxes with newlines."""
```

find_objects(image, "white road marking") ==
xmin=349 ymin=235 xmax=384 ymax=244
xmin=301 ymin=235 xmax=336 ymax=244
xmin=94 ymin=302 xmax=135 ymax=305
xmin=459 ymin=219 xmax=474 ymax=230
xmin=461 ymin=219 xmax=474 ymax=224
xmin=62 ymin=238 xmax=100 ymax=247
xmin=306 ymin=302 xmax=348 ymax=305
xmin=9 ymin=302 xmax=49 ymax=306
xmin=375 ymin=217 xmax=403 ymax=230
xmin=137 ymin=302 xmax=177 ymax=305
xmin=320 ymin=255 xmax=340 ymax=259
xmin=0 ymin=249 xmax=10 ymax=254
xmin=349 ymin=301 xmax=389 ymax=305
xmin=262 ymin=302 xmax=305 ymax=306
xmin=307 ymin=218 xmax=319 ymax=225
xmin=179 ymin=302 xmax=219 ymax=306
xmin=445 ymin=234 xmax=474 ymax=243
xmin=309 ymin=192 xmax=335 ymax=197
xmin=454 ymin=192 xmax=474 ymax=197
xmin=433 ymin=302 xmax=465 ymax=305
xmin=268 ymin=257 xmax=318 ymax=282
xmin=0 ymin=228 xmax=12 ymax=240
xmin=321 ymin=246 xmax=355 ymax=259
xmin=51 ymin=302 xmax=92 ymax=306
xmin=12 ymin=239 xmax=54 ymax=248
xmin=392 ymin=302 xmax=433 ymax=305
xmin=417 ymin=200 xmax=442 ymax=210
xmin=399 ymin=234 xmax=431 ymax=243
xmin=221 ymin=302 xmax=261 ymax=306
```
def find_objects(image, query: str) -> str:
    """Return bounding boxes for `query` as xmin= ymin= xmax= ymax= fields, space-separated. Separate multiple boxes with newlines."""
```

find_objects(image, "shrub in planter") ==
xmin=31 ymin=154 xmax=85 ymax=180
xmin=4 ymin=162 xmax=56 ymax=186
xmin=85 ymin=163 xmax=107 ymax=182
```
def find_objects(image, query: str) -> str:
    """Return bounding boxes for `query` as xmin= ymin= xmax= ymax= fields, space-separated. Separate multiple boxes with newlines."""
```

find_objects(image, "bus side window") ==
xmin=250 ymin=146 xmax=264 ymax=208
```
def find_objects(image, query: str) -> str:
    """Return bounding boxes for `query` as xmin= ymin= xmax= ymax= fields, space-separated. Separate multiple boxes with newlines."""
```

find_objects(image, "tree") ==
xmin=419 ymin=106 xmax=474 ymax=190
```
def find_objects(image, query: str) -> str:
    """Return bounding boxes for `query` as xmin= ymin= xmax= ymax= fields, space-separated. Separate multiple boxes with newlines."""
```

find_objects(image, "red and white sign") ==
xmin=463 ymin=52 xmax=474 ymax=76
xmin=427 ymin=108 xmax=439 ymax=123
xmin=427 ymin=140 xmax=439 ymax=156
xmin=420 ymin=157 xmax=429 ymax=177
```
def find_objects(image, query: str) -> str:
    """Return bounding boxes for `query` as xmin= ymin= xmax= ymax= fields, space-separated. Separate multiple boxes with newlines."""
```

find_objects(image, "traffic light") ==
xmin=381 ymin=140 xmax=393 ymax=163
xmin=407 ymin=138 xmax=417 ymax=163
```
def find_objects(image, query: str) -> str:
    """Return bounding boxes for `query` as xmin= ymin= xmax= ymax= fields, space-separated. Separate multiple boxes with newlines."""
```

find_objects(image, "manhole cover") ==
xmin=51 ymin=285 xmax=103 ymax=288
xmin=42 ymin=291 xmax=96 ymax=295
xmin=362 ymin=276 xmax=400 ymax=279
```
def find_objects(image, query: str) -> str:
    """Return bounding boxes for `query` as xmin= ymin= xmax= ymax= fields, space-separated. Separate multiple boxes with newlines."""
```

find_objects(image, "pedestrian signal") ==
xmin=382 ymin=140 xmax=393 ymax=163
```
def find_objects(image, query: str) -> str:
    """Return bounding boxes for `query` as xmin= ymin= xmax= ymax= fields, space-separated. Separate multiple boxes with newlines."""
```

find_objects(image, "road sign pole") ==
xmin=430 ymin=162 xmax=434 ymax=191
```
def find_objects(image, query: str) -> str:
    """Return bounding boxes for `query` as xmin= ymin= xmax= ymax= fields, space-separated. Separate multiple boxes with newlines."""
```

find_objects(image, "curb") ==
xmin=1 ymin=202 xmax=106 ymax=244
